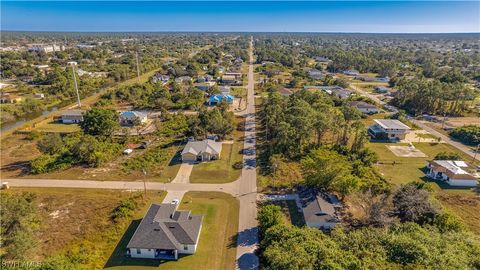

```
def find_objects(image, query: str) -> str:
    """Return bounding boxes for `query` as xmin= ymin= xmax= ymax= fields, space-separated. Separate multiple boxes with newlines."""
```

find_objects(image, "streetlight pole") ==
xmin=68 ymin=61 xmax=81 ymax=108
xmin=472 ymin=143 xmax=480 ymax=164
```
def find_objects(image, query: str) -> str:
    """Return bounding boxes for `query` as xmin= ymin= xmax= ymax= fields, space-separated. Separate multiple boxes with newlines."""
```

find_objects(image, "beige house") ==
xmin=181 ymin=140 xmax=222 ymax=162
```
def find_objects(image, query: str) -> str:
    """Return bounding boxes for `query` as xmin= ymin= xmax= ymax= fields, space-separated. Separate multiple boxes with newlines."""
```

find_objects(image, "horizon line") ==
xmin=2 ymin=30 xmax=480 ymax=34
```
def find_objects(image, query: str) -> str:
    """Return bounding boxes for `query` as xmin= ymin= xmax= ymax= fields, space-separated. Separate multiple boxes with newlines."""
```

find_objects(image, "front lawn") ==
xmin=105 ymin=191 xmax=239 ymax=270
xmin=369 ymin=141 xmax=479 ymax=188
xmin=189 ymin=117 xmax=244 ymax=183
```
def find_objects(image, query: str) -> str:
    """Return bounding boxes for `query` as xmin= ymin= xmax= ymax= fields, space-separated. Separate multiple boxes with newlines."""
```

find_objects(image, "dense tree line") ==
xmin=258 ymin=183 xmax=480 ymax=270
xmin=449 ymin=125 xmax=480 ymax=145
xmin=392 ymin=77 xmax=478 ymax=116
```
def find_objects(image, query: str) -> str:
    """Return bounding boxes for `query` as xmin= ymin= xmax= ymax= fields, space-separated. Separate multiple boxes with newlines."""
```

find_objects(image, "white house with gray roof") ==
xmin=181 ymin=139 xmax=222 ymax=162
xmin=299 ymin=189 xmax=341 ymax=230
xmin=368 ymin=119 xmax=410 ymax=141
xmin=126 ymin=203 xmax=203 ymax=260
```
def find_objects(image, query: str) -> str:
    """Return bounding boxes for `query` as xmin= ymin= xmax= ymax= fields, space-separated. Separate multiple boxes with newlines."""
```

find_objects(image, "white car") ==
xmin=171 ymin=199 xmax=180 ymax=205
xmin=123 ymin=149 xmax=133 ymax=155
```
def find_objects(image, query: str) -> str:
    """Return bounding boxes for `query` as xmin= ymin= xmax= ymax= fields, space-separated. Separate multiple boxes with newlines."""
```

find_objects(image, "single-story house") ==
xmin=60 ymin=110 xmax=84 ymax=124
xmin=152 ymin=74 xmax=170 ymax=84
xmin=280 ymin=88 xmax=293 ymax=96
xmin=374 ymin=86 xmax=390 ymax=94
xmin=375 ymin=77 xmax=390 ymax=83
xmin=126 ymin=203 xmax=203 ymax=260
xmin=299 ymin=189 xmax=341 ymax=230
xmin=348 ymin=101 xmax=379 ymax=114
xmin=197 ymin=74 xmax=214 ymax=83
xmin=368 ymin=119 xmax=410 ymax=141
xmin=119 ymin=111 xmax=148 ymax=126
xmin=314 ymin=56 xmax=331 ymax=62
xmin=427 ymin=160 xmax=478 ymax=187
xmin=175 ymin=76 xmax=192 ymax=84
xmin=208 ymin=94 xmax=235 ymax=105
xmin=194 ymin=81 xmax=216 ymax=91
xmin=219 ymin=86 xmax=231 ymax=95
xmin=224 ymin=72 xmax=242 ymax=79
xmin=0 ymin=93 xmax=23 ymax=104
xmin=304 ymin=85 xmax=352 ymax=99
xmin=181 ymin=139 xmax=222 ymax=162
xmin=343 ymin=70 xmax=360 ymax=76
xmin=221 ymin=75 xmax=239 ymax=85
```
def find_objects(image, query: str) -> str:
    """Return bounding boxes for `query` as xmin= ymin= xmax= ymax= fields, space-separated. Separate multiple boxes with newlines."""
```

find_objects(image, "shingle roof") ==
xmin=348 ymin=101 xmax=377 ymax=109
xmin=127 ymin=204 xmax=203 ymax=250
xmin=181 ymin=140 xmax=222 ymax=156
xmin=300 ymin=191 xmax=340 ymax=226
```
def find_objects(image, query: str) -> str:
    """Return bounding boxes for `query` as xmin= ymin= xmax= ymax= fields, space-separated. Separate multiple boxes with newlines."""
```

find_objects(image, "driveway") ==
xmin=170 ymin=162 xmax=193 ymax=184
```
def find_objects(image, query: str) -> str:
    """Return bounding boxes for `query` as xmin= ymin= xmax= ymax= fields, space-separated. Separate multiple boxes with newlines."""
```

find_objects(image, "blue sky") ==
xmin=1 ymin=1 xmax=479 ymax=33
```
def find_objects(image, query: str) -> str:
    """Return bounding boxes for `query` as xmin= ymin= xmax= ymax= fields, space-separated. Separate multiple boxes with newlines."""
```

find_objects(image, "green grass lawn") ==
xmin=189 ymin=117 xmax=245 ymax=183
xmin=369 ymin=141 xmax=479 ymax=189
xmin=261 ymin=200 xmax=305 ymax=227
xmin=105 ymin=191 xmax=239 ymax=270
xmin=35 ymin=122 xmax=81 ymax=133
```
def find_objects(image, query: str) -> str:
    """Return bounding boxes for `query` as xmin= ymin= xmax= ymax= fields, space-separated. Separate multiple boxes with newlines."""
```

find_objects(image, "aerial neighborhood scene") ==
xmin=1 ymin=1 xmax=480 ymax=270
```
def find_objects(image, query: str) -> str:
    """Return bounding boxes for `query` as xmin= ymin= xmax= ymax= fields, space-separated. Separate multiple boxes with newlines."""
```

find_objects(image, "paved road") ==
xmin=349 ymin=82 xmax=477 ymax=161
xmin=411 ymin=119 xmax=478 ymax=161
xmin=0 ymin=37 xmax=260 ymax=270
xmin=170 ymin=162 xmax=193 ymax=184
xmin=235 ymin=37 xmax=259 ymax=270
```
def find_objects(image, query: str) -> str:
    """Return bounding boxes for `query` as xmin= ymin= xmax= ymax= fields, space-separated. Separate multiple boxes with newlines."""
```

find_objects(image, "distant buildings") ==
xmin=343 ymin=70 xmax=360 ymax=76
xmin=368 ymin=119 xmax=410 ymax=141
xmin=28 ymin=44 xmax=64 ymax=53
xmin=181 ymin=139 xmax=222 ymax=162
xmin=126 ymin=203 xmax=203 ymax=260
xmin=427 ymin=160 xmax=478 ymax=187
xmin=374 ymin=86 xmax=390 ymax=94
xmin=0 ymin=92 xmax=22 ymax=104
xmin=348 ymin=101 xmax=378 ymax=114
xmin=304 ymin=85 xmax=353 ymax=100
xmin=152 ymin=74 xmax=170 ymax=85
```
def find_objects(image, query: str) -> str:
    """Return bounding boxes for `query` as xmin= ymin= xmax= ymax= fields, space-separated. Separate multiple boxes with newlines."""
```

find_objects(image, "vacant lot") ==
xmin=0 ymin=188 xmax=165 ymax=265
xmin=261 ymin=200 xmax=305 ymax=227
xmin=189 ymin=117 xmax=244 ymax=183
xmin=105 ymin=191 xmax=239 ymax=270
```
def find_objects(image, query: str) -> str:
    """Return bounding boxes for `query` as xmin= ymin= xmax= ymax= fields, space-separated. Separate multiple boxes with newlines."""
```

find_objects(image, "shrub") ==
xmin=111 ymin=197 xmax=138 ymax=222
xmin=449 ymin=125 xmax=480 ymax=145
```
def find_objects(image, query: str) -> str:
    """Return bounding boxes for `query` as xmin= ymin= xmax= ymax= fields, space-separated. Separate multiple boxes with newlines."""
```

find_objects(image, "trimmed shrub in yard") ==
xmin=449 ymin=125 xmax=480 ymax=145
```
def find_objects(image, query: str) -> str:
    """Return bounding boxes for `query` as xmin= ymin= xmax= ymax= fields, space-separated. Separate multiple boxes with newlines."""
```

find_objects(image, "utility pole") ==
xmin=142 ymin=169 xmax=147 ymax=200
xmin=135 ymin=51 xmax=141 ymax=82
xmin=472 ymin=144 xmax=480 ymax=164
xmin=68 ymin=62 xmax=81 ymax=108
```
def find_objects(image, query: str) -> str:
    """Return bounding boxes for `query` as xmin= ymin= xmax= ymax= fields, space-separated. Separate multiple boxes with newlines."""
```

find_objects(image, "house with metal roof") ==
xmin=119 ymin=111 xmax=148 ymax=126
xmin=181 ymin=139 xmax=222 ymax=162
xmin=60 ymin=110 xmax=85 ymax=124
xmin=126 ymin=203 xmax=203 ymax=260
xmin=348 ymin=101 xmax=378 ymax=114
xmin=427 ymin=160 xmax=478 ymax=187
xmin=368 ymin=119 xmax=410 ymax=141
xmin=207 ymin=94 xmax=235 ymax=105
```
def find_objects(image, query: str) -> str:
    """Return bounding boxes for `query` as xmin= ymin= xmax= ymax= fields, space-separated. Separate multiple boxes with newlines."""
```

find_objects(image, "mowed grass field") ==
xmin=189 ymin=117 xmax=245 ymax=183
xmin=105 ymin=191 xmax=239 ymax=270
xmin=368 ymin=141 xmax=480 ymax=235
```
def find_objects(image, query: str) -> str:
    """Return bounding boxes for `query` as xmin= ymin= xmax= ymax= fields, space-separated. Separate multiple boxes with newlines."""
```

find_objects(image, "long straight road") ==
xmin=1 ymin=36 xmax=260 ymax=270
xmin=235 ymin=37 xmax=259 ymax=270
